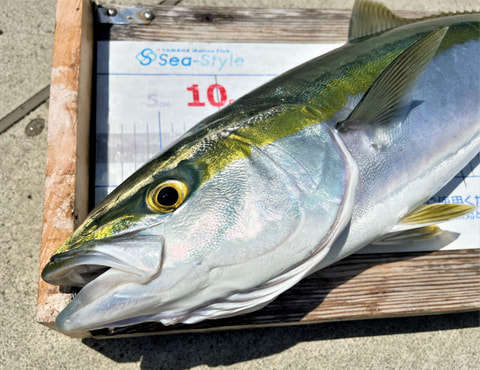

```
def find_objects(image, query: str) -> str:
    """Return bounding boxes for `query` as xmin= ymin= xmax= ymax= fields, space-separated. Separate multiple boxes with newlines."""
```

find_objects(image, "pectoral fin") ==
xmin=337 ymin=27 xmax=448 ymax=132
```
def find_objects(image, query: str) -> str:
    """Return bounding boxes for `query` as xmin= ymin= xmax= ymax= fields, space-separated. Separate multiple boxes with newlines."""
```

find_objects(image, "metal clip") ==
xmin=97 ymin=6 xmax=155 ymax=24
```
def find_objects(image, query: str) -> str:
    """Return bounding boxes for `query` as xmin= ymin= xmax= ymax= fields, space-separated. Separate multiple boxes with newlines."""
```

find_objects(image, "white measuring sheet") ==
xmin=96 ymin=41 xmax=479 ymax=252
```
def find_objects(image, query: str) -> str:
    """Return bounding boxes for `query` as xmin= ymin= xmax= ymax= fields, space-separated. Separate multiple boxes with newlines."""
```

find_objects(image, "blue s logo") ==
xmin=136 ymin=48 xmax=157 ymax=66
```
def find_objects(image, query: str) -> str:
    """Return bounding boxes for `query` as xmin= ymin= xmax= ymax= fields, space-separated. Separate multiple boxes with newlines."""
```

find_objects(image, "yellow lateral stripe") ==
xmin=194 ymin=21 xmax=480 ymax=185
xmin=194 ymin=50 xmax=400 ymax=184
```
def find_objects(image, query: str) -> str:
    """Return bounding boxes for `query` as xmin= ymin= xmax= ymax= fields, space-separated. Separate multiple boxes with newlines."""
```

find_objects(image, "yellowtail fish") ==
xmin=42 ymin=0 xmax=479 ymax=333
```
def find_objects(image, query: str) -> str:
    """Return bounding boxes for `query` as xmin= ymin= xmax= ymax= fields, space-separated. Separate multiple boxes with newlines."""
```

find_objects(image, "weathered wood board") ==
xmin=37 ymin=2 xmax=479 ymax=338
xmin=37 ymin=0 xmax=93 ymax=335
xmin=97 ymin=5 xmax=423 ymax=42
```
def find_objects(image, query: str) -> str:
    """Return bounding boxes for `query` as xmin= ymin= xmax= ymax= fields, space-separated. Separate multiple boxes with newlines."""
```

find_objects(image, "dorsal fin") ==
xmin=348 ymin=0 xmax=414 ymax=42
xmin=348 ymin=0 xmax=480 ymax=42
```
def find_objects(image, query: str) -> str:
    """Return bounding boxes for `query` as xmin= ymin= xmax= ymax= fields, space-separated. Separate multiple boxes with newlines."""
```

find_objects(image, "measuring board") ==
xmin=95 ymin=40 xmax=480 ymax=253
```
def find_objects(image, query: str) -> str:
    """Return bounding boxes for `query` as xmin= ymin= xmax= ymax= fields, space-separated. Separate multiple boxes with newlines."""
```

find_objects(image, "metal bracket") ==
xmin=96 ymin=6 xmax=155 ymax=25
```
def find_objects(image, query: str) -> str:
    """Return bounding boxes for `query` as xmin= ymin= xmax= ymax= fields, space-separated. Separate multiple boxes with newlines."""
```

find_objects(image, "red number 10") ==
xmin=187 ymin=84 xmax=228 ymax=107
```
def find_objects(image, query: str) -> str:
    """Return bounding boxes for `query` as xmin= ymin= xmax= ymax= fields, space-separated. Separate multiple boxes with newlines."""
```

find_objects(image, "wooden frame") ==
xmin=37 ymin=0 xmax=93 ymax=335
xmin=37 ymin=1 xmax=479 ymax=338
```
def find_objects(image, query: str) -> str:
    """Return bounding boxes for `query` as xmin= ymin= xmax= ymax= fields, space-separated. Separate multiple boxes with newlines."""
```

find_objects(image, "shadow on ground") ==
xmin=83 ymin=311 xmax=479 ymax=369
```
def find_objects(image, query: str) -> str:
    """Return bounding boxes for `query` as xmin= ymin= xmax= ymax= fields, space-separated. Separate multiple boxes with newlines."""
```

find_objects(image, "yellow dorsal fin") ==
xmin=400 ymin=203 xmax=476 ymax=225
xmin=348 ymin=0 xmax=414 ymax=41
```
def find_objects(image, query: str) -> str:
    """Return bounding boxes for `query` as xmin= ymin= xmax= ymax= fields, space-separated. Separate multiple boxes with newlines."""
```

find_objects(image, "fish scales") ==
xmin=42 ymin=1 xmax=480 ymax=333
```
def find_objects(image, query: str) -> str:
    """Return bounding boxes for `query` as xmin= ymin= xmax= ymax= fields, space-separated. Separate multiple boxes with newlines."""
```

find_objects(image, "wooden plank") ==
xmin=91 ymin=249 xmax=480 ymax=338
xmin=37 ymin=4 xmax=478 ymax=338
xmin=36 ymin=0 xmax=93 ymax=335
xmin=99 ymin=5 xmax=424 ymax=42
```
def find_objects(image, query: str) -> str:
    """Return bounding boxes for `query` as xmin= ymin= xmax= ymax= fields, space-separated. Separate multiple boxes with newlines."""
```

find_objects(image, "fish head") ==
xmin=42 ymin=110 xmax=358 ymax=333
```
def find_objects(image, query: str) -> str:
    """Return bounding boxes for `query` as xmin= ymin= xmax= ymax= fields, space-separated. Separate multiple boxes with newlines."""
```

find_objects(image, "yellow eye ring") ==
xmin=147 ymin=180 xmax=189 ymax=213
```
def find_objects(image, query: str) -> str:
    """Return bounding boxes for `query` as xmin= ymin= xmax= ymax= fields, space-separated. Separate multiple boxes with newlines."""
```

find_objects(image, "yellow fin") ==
xmin=373 ymin=225 xmax=442 ymax=245
xmin=400 ymin=203 xmax=476 ymax=225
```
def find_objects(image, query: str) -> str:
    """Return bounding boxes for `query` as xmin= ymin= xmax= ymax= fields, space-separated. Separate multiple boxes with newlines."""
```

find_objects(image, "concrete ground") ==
xmin=0 ymin=0 xmax=478 ymax=368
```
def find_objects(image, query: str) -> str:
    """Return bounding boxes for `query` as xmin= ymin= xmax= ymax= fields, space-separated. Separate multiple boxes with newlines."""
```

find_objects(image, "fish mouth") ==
xmin=42 ymin=224 xmax=166 ymax=287
xmin=42 ymin=248 xmax=123 ymax=288
xmin=41 ymin=230 xmax=165 ymax=333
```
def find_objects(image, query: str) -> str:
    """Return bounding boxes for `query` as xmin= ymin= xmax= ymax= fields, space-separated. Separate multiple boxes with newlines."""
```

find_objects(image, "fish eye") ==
xmin=147 ymin=180 xmax=189 ymax=213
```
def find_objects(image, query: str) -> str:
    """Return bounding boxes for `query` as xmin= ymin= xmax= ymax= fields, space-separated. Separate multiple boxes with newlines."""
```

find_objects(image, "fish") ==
xmin=42 ymin=0 xmax=480 ymax=333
